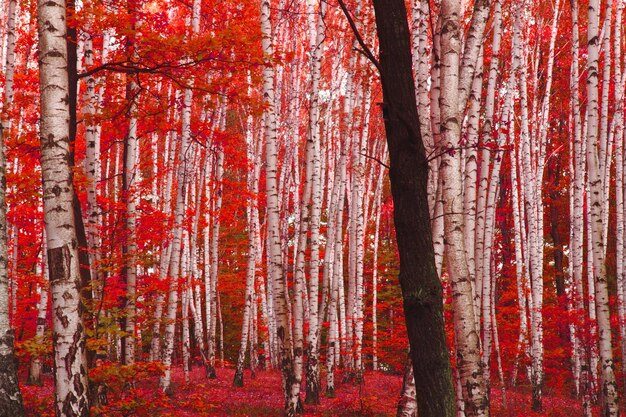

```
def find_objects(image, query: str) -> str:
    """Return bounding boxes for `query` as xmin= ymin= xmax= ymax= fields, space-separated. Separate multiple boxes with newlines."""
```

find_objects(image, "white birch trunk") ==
xmin=181 ymin=232 xmax=191 ymax=382
xmin=27 ymin=239 xmax=49 ymax=386
xmin=122 ymin=83 xmax=138 ymax=366
xmin=82 ymin=31 xmax=102 ymax=306
xmin=396 ymin=356 xmax=418 ymax=417
xmin=586 ymin=0 xmax=619 ymax=414
xmin=439 ymin=0 xmax=488 ymax=415
xmin=569 ymin=1 xmax=591 ymax=410
xmin=0 ymin=1 xmax=23 ymax=407
xmin=37 ymin=0 xmax=90 ymax=413
xmin=207 ymin=140 xmax=224 ymax=378
xmin=160 ymin=92 xmax=195 ymax=393
xmin=371 ymin=152 xmax=386 ymax=373
xmin=261 ymin=1 xmax=300 ymax=414
xmin=613 ymin=0 xmax=626 ymax=396
xmin=304 ymin=0 xmax=325 ymax=403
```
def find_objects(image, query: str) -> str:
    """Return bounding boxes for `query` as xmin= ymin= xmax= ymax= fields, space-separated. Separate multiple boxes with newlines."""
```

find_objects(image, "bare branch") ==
xmin=360 ymin=151 xmax=390 ymax=169
xmin=336 ymin=0 xmax=381 ymax=72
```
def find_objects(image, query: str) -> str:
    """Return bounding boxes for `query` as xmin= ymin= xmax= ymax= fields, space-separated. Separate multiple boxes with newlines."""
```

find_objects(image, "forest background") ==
xmin=0 ymin=0 xmax=625 ymax=416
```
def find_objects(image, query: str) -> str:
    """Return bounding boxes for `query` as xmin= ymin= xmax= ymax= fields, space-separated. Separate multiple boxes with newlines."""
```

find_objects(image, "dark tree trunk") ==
xmin=0 ymin=329 xmax=25 ymax=417
xmin=548 ymin=162 xmax=569 ymax=345
xmin=67 ymin=0 xmax=93 ymax=299
xmin=548 ymin=163 xmax=565 ymax=298
xmin=68 ymin=0 xmax=96 ymax=385
xmin=372 ymin=1 xmax=455 ymax=416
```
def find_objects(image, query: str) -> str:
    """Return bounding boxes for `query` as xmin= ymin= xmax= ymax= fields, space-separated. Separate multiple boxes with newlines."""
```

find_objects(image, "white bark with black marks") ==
xmin=37 ymin=0 xmax=90 ymax=413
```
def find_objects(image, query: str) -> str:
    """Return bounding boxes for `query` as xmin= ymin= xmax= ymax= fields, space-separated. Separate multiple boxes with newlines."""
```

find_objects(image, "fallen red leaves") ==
xmin=20 ymin=365 xmax=600 ymax=416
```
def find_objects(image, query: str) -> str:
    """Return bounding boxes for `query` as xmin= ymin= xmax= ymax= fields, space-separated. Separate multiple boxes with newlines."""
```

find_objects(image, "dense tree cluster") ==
xmin=0 ymin=0 xmax=625 ymax=416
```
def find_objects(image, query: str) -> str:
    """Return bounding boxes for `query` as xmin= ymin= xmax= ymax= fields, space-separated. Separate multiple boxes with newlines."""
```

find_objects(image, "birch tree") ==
xmin=613 ymin=0 xmax=626 ymax=400
xmin=568 ymin=0 xmax=591 ymax=411
xmin=0 ymin=0 xmax=23 ymax=412
xmin=0 ymin=146 xmax=23 ymax=417
xmin=261 ymin=0 xmax=300 ymax=414
xmin=0 ymin=36 xmax=23 ymax=417
xmin=438 ymin=0 xmax=489 ymax=413
xmin=37 ymin=0 xmax=90 ymax=414
xmin=27 ymin=242 xmax=49 ymax=386
xmin=304 ymin=0 xmax=325 ymax=403
xmin=234 ymin=92 xmax=262 ymax=387
xmin=121 ymin=66 xmax=138 ymax=366
xmin=586 ymin=0 xmax=619 ymax=414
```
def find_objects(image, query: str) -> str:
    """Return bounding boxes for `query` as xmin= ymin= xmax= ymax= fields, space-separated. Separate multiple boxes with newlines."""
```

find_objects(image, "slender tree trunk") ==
xmin=439 ymin=0 xmax=489 ymax=414
xmin=160 ymin=90 xmax=196 ymax=394
xmin=325 ymin=124 xmax=346 ymax=398
xmin=149 ymin=130 xmax=176 ymax=362
xmin=587 ymin=0 xmax=619 ymax=414
xmin=189 ymin=155 xmax=206 ymax=365
xmin=371 ymin=153 xmax=386 ymax=373
xmin=304 ymin=0 xmax=326 ymax=403
xmin=207 ymin=141 xmax=224 ymax=378
xmin=234 ymin=89 xmax=262 ymax=387
xmin=181 ymin=234 xmax=191 ymax=382
xmin=569 ymin=1 xmax=591 ymax=411
xmin=0 ymin=68 xmax=24 ymax=417
xmin=121 ymin=77 xmax=138 ymax=366
xmin=27 ymin=239 xmax=49 ymax=386
xmin=0 ymin=0 xmax=24 ymax=411
xmin=81 ymin=30 xmax=103 ymax=313
xmin=613 ymin=0 xmax=626 ymax=397
xmin=261 ymin=1 xmax=300 ymax=414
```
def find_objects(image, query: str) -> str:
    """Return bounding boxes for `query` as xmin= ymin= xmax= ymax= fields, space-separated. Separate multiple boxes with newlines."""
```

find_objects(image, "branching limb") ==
xmin=336 ymin=0 xmax=381 ymax=72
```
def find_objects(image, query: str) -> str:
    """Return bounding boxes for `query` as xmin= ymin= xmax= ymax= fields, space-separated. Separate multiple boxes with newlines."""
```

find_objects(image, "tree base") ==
xmin=0 ymin=329 xmax=25 ymax=417
xmin=206 ymin=364 xmax=217 ymax=379
xmin=233 ymin=369 xmax=244 ymax=387
xmin=25 ymin=372 xmax=42 ymax=387
xmin=304 ymin=384 xmax=320 ymax=405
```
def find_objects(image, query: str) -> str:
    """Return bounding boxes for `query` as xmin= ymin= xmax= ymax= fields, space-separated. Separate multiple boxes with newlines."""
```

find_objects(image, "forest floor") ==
xmin=20 ymin=365 xmax=597 ymax=416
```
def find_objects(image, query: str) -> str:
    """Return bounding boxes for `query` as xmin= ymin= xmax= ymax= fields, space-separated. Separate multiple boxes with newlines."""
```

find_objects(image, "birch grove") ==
xmin=3 ymin=0 xmax=626 ymax=416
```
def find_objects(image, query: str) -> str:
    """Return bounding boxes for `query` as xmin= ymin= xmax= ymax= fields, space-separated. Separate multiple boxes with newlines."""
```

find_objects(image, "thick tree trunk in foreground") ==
xmin=372 ymin=1 xmax=455 ymax=415
xmin=37 ymin=0 xmax=90 ymax=414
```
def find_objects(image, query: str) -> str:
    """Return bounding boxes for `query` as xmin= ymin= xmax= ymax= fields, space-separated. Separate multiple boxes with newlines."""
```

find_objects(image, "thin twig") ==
xmin=361 ymin=152 xmax=390 ymax=169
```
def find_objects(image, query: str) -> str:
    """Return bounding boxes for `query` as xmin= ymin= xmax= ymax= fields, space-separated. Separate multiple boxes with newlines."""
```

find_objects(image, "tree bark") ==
xmin=304 ymin=0 xmax=326 ymax=403
xmin=37 ymin=0 xmax=90 ymax=413
xmin=372 ymin=1 xmax=455 ymax=415
xmin=261 ymin=0 xmax=300 ymax=414
xmin=0 ymin=0 xmax=24 ymax=412
xmin=439 ymin=0 xmax=489 ymax=414
xmin=397 ymin=355 xmax=418 ymax=417
xmin=586 ymin=0 xmax=619 ymax=414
